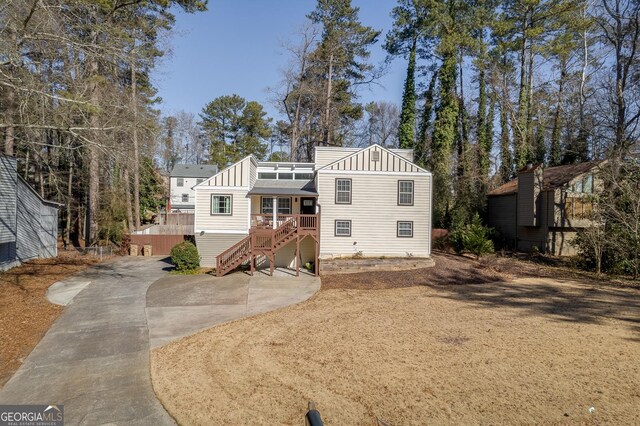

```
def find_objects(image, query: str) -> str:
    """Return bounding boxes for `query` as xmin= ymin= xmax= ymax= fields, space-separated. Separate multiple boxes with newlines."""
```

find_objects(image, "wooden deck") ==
xmin=216 ymin=214 xmax=319 ymax=277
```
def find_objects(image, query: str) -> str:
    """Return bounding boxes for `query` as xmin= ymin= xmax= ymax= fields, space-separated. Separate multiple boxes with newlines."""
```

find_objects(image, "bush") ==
xmin=170 ymin=241 xmax=200 ymax=272
xmin=450 ymin=213 xmax=495 ymax=259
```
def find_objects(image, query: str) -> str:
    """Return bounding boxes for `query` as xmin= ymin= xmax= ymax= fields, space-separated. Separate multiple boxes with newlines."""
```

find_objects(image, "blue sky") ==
xmin=152 ymin=0 xmax=408 ymax=120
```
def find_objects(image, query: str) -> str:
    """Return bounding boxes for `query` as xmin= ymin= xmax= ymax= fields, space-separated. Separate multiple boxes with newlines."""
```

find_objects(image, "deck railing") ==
xmin=217 ymin=214 xmax=319 ymax=277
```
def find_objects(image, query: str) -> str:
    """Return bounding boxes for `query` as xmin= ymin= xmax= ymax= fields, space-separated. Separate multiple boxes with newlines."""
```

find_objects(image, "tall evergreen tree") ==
xmin=308 ymin=0 xmax=379 ymax=146
xmin=398 ymin=38 xmax=418 ymax=149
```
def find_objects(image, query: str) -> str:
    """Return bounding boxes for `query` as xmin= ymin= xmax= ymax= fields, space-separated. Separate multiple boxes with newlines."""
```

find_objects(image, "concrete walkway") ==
xmin=0 ymin=258 xmax=321 ymax=425
xmin=0 ymin=257 xmax=175 ymax=425
xmin=146 ymin=268 xmax=320 ymax=348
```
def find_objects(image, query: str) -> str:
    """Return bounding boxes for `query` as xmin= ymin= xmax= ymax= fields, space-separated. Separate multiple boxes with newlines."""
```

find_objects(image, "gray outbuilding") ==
xmin=0 ymin=155 xmax=60 ymax=271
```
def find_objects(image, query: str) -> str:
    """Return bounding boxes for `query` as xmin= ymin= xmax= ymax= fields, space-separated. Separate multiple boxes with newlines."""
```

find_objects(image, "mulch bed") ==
xmin=0 ymin=252 xmax=101 ymax=387
xmin=321 ymin=251 xmax=639 ymax=290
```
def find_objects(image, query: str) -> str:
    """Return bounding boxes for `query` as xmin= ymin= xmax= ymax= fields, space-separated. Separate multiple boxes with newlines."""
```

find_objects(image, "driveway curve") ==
xmin=146 ymin=269 xmax=321 ymax=348
xmin=0 ymin=257 xmax=320 ymax=425
xmin=0 ymin=257 xmax=175 ymax=425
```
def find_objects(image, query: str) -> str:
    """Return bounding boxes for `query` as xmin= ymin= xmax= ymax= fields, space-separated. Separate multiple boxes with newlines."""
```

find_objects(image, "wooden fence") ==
xmin=129 ymin=234 xmax=192 ymax=256
xmin=158 ymin=212 xmax=194 ymax=226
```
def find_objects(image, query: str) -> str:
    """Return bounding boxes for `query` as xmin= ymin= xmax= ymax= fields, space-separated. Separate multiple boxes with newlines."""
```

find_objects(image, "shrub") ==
xmin=170 ymin=241 xmax=200 ymax=272
xmin=450 ymin=213 xmax=495 ymax=259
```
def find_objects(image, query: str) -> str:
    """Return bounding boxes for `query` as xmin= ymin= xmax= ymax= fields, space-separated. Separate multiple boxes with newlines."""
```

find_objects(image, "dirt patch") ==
xmin=0 ymin=252 xmax=101 ymax=387
xmin=152 ymin=277 xmax=640 ymax=425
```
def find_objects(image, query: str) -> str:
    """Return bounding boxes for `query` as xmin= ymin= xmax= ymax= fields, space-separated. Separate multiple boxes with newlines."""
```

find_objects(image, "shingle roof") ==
xmin=247 ymin=179 xmax=318 ymax=196
xmin=488 ymin=161 xmax=605 ymax=196
xmin=170 ymin=164 xmax=218 ymax=178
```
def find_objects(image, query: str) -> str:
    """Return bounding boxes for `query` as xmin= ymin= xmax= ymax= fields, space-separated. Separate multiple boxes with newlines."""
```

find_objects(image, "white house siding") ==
xmin=315 ymin=146 xmax=414 ymax=168
xmin=194 ymin=188 xmax=250 ymax=232
xmin=195 ymin=233 xmax=247 ymax=267
xmin=194 ymin=157 xmax=257 ymax=262
xmin=321 ymin=145 xmax=421 ymax=173
xmin=317 ymin=171 xmax=431 ymax=258
xmin=170 ymin=176 xmax=204 ymax=210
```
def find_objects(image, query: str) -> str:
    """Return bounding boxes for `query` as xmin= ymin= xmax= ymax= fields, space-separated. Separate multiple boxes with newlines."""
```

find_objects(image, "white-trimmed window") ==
xmin=397 ymin=221 xmax=413 ymax=237
xmin=261 ymin=197 xmax=292 ymax=214
xmin=181 ymin=194 xmax=189 ymax=203
xmin=196 ymin=178 xmax=204 ymax=184
xmin=211 ymin=195 xmax=232 ymax=215
xmin=177 ymin=178 xmax=184 ymax=187
xmin=335 ymin=178 xmax=352 ymax=204
xmin=335 ymin=220 xmax=352 ymax=237
xmin=398 ymin=180 xmax=414 ymax=206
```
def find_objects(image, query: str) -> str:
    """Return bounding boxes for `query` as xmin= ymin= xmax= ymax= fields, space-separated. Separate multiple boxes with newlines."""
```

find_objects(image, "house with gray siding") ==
xmin=192 ymin=144 xmax=432 ymax=276
xmin=0 ymin=155 xmax=60 ymax=271
xmin=487 ymin=160 xmax=605 ymax=256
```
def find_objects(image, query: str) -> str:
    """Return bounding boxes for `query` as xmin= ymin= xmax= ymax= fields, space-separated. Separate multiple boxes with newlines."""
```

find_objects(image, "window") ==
xmin=196 ymin=178 xmax=204 ymax=185
xmin=261 ymin=197 xmax=292 ymax=214
xmin=177 ymin=178 xmax=184 ymax=187
xmin=181 ymin=194 xmax=189 ymax=203
xmin=397 ymin=221 xmax=413 ymax=237
xmin=278 ymin=172 xmax=294 ymax=180
xmin=335 ymin=179 xmax=352 ymax=204
xmin=295 ymin=173 xmax=314 ymax=180
xmin=371 ymin=150 xmax=380 ymax=161
xmin=564 ymin=196 xmax=593 ymax=220
xmin=398 ymin=180 xmax=414 ymax=206
xmin=211 ymin=195 xmax=232 ymax=215
xmin=335 ymin=220 xmax=352 ymax=237
xmin=584 ymin=174 xmax=593 ymax=193
xmin=258 ymin=172 xmax=277 ymax=179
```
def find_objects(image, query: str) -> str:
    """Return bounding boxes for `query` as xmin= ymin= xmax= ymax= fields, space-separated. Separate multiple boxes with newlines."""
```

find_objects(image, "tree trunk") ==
xmin=65 ymin=162 xmax=74 ymax=250
xmin=131 ymin=58 xmax=141 ymax=229
xmin=87 ymin=57 xmax=100 ymax=247
xmin=124 ymin=165 xmax=134 ymax=232
xmin=550 ymin=59 xmax=567 ymax=165
xmin=323 ymin=52 xmax=334 ymax=146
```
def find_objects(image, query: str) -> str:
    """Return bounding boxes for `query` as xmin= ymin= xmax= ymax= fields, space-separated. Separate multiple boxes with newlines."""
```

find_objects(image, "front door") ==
xmin=300 ymin=197 xmax=316 ymax=214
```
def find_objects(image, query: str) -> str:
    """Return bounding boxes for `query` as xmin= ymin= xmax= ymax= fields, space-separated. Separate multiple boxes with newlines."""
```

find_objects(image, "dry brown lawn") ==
xmin=0 ymin=251 xmax=101 ymax=386
xmin=151 ymin=255 xmax=640 ymax=425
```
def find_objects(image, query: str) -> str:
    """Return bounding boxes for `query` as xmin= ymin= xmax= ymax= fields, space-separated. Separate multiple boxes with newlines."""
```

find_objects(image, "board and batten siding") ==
xmin=194 ymin=156 xmax=256 ymax=233
xmin=0 ymin=156 xmax=17 ymax=244
xmin=315 ymin=146 xmax=414 ymax=168
xmin=195 ymin=233 xmax=248 ymax=267
xmin=317 ymin=172 xmax=431 ymax=258
xmin=321 ymin=146 xmax=422 ymax=173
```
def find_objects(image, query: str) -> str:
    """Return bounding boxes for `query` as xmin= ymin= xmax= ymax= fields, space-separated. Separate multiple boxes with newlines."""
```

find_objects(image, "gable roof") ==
xmin=194 ymin=155 xmax=258 ymax=189
xmin=488 ymin=160 xmax=606 ymax=196
xmin=170 ymin=163 xmax=218 ymax=178
xmin=316 ymin=144 xmax=429 ymax=174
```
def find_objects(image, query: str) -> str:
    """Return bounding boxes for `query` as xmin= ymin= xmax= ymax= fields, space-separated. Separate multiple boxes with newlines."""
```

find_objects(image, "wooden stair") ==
xmin=215 ymin=215 xmax=319 ymax=277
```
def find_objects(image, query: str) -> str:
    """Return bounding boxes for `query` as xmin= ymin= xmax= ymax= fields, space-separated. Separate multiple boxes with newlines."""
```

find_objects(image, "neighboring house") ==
xmin=487 ymin=160 xmax=605 ymax=256
xmin=193 ymin=144 xmax=433 ymax=276
xmin=0 ymin=155 xmax=60 ymax=271
xmin=169 ymin=164 xmax=218 ymax=212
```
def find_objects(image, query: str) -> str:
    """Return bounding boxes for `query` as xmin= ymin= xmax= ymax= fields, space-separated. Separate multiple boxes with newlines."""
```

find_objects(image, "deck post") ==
xmin=296 ymin=234 xmax=300 ymax=277
xmin=272 ymin=197 xmax=278 ymax=229
xmin=314 ymin=238 xmax=319 ymax=277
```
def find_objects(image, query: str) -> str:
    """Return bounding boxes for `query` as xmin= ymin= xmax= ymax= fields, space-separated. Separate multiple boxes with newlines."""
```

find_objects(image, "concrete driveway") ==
xmin=146 ymin=269 xmax=320 ymax=348
xmin=0 ymin=257 xmax=319 ymax=425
